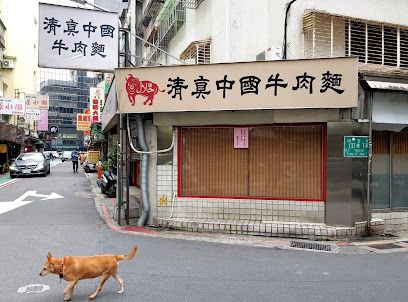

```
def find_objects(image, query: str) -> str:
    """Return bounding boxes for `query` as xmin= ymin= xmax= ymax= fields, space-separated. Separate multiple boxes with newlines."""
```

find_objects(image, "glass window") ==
xmin=371 ymin=131 xmax=391 ymax=208
xmin=392 ymin=131 xmax=408 ymax=208
xmin=17 ymin=153 xmax=44 ymax=161
xmin=372 ymin=130 xmax=408 ymax=209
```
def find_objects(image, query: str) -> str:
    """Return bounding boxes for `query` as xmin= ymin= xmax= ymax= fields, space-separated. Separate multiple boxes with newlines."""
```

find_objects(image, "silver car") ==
xmin=10 ymin=152 xmax=50 ymax=178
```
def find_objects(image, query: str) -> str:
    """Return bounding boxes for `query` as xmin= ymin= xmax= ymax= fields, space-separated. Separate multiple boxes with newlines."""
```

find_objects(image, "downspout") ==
xmin=283 ymin=0 xmax=299 ymax=59
xmin=367 ymin=90 xmax=373 ymax=234
xmin=135 ymin=114 xmax=150 ymax=227
xmin=127 ymin=115 xmax=176 ymax=226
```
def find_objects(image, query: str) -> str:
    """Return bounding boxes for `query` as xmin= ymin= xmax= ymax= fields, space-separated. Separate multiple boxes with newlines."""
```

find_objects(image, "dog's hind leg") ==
xmin=63 ymin=281 xmax=78 ymax=301
xmin=89 ymin=274 xmax=110 ymax=300
xmin=113 ymin=273 xmax=125 ymax=294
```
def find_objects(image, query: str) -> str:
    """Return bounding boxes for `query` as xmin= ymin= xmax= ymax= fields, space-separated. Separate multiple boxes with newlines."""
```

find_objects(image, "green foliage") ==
xmin=101 ymin=160 xmax=109 ymax=171
xmin=108 ymin=146 xmax=117 ymax=166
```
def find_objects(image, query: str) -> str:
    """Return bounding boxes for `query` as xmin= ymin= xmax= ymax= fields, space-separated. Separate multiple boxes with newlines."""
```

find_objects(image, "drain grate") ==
xmin=290 ymin=240 xmax=332 ymax=251
xmin=367 ymin=243 xmax=403 ymax=250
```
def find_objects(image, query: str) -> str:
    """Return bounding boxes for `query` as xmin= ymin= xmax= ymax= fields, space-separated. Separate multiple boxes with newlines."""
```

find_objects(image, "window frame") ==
xmin=372 ymin=130 xmax=408 ymax=211
xmin=177 ymin=123 xmax=327 ymax=202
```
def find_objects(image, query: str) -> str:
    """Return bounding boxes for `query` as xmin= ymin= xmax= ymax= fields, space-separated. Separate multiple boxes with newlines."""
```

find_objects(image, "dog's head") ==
xmin=39 ymin=252 xmax=58 ymax=277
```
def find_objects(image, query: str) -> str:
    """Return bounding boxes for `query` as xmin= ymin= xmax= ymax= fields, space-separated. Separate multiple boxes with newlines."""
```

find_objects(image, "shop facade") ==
xmin=0 ymin=121 xmax=25 ymax=173
xmin=362 ymin=79 xmax=408 ymax=232
xmin=110 ymin=57 xmax=377 ymax=239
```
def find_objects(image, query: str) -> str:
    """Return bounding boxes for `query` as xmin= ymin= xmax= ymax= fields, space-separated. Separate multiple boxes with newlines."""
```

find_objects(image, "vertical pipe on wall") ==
xmin=367 ymin=91 xmax=373 ymax=232
xmin=135 ymin=114 xmax=150 ymax=227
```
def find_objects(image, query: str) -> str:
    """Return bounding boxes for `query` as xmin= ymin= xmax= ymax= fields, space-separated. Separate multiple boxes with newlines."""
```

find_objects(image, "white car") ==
xmin=51 ymin=151 xmax=60 ymax=158
xmin=61 ymin=151 xmax=72 ymax=162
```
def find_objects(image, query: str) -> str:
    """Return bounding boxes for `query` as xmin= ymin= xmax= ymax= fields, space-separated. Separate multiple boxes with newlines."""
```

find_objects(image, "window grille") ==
xmin=179 ymin=40 xmax=211 ymax=64
xmin=182 ymin=0 xmax=204 ymax=9
xmin=303 ymin=11 xmax=408 ymax=75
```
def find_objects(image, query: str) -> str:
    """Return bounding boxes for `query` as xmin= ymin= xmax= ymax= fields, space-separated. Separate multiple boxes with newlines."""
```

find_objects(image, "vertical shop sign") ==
xmin=38 ymin=110 xmax=49 ymax=131
xmin=89 ymin=87 xmax=104 ymax=124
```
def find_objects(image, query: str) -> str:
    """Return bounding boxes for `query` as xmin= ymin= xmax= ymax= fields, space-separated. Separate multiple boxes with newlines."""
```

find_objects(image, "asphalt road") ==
xmin=0 ymin=160 xmax=408 ymax=302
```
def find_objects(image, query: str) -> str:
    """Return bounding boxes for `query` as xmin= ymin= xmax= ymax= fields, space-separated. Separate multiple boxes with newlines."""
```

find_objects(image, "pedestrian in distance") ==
xmin=71 ymin=150 xmax=79 ymax=173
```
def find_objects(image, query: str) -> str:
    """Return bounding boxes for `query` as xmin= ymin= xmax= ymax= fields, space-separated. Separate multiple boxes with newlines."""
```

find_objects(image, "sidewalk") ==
xmin=0 ymin=172 xmax=10 ymax=185
xmin=86 ymin=171 xmax=408 ymax=254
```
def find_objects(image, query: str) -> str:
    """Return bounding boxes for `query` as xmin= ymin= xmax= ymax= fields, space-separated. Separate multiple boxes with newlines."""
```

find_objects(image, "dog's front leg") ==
xmin=63 ymin=281 xmax=78 ymax=301
xmin=89 ymin=274 xmax=110 ymax=300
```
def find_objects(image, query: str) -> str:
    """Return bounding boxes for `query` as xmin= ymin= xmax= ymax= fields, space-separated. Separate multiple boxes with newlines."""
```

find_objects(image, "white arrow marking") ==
xmin=0 ymin=191 xmax=64 ymax=215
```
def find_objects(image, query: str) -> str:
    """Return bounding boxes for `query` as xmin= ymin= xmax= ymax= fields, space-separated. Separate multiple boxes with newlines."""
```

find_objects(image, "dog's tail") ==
xmin=115 ymin=246 xmax=138 ymax=261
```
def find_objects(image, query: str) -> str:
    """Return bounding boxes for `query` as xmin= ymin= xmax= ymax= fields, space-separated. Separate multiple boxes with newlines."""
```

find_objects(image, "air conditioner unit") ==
xmin=1 ymin=59 xmax=14 ymax=69
xmin=256 ymin=46 xmax=283 ymax=61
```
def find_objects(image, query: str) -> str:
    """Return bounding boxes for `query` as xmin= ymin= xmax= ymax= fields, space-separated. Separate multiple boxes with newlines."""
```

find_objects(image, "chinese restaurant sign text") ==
xmin=115 ymin=57 xmax=358 ymax=113
xmin=39 ymin=3 xmax=118 ymax=71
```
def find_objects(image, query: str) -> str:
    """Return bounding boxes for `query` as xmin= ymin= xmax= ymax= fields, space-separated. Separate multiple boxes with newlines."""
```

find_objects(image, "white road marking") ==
xmin=0 ymin=191 xmax=64 ymax=215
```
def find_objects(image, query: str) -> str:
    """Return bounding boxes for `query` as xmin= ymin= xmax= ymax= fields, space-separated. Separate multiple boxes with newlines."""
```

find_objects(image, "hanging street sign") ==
xmin=39 ymin=3 xmax=119 ymax=71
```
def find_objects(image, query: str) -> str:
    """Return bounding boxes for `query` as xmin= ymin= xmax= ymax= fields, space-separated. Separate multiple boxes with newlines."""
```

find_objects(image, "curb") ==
xmin=86 ymin=172 xmax=408 ymax=254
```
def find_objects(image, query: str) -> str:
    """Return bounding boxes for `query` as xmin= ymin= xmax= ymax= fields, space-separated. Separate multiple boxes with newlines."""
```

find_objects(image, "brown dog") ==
xmin=39 ymin=246 xmax=138 ymax=301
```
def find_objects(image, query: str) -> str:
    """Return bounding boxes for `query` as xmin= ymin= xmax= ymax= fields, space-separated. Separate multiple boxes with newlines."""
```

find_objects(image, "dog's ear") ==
xmin=47 ymin=252 xmax=53 ymax=259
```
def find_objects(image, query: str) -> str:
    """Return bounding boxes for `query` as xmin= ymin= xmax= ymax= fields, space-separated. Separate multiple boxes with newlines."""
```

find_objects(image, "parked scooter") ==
xmin=83 ymin=161 xmax=98 ymax=173
xmin=97 ymin=159 xmax=117 ymax=198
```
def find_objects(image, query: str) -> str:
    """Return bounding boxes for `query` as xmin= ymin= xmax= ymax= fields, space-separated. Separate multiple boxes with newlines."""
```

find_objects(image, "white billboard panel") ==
xmin=39 ymin=3 xmax=118 ymax=71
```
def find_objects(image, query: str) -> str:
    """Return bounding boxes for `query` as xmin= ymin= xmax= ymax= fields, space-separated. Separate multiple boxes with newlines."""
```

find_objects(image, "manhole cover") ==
xmin=18 ymin=284 xmax=49 ymax=294
xmin=367 ymin=243 xmax=403 ymax=250
xmin=290 ymin=240 xmax=332 ymax=251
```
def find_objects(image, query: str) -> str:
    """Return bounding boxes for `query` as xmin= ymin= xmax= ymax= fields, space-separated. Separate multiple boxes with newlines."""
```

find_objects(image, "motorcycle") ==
xmin=96 ymin=160 xmax=117 ymax=198
xmin=83 ymin=161 xmax=98 ymax=173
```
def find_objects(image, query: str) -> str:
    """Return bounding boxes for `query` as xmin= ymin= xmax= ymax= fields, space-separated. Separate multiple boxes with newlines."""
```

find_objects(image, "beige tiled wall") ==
xmin=372 ymin=212 xmax=408 ymax=232
xmin=156 ymin=165 xmax=325 ymax=223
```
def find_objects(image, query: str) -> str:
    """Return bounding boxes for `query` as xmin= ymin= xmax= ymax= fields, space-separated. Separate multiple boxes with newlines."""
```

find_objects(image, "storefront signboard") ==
xmin=25 ymin=94 xmax=49 ymax=110
xmin=39 ymin=3 xmax=118 ymax=72
xmin=115 ymin=57 xmax=358 ymax=113
xmin=87 ymin=151 xmax=100 ymax=164
xmin=0 ymin=144 xmax=7 ymax=153
xmin=344 ymin=136 xmax=369 ymax=157
xmin=0 ymin=98 xmax=26 ymax=115
xmin=25 ymin=109 xmax=41 ymax=121
xmin=77 ymin=113 xmax=91 ymax=131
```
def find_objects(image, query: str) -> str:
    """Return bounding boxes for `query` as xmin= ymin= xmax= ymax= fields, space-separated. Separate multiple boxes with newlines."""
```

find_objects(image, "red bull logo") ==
xmin=125 ymin=75 xmax=165 ymax=106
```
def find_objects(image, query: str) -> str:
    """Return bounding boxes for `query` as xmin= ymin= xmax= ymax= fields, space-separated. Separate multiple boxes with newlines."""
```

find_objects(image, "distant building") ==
xmin=39 ymin=69 xmax=99 ymax=151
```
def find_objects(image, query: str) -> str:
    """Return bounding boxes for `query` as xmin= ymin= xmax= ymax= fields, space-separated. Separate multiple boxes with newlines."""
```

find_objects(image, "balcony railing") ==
xmin=146 ymin=0 xmax=185 ymax=63
xmin=0 ymin=19 xmax=6 ymax=49
xmin=138 ymin=0 xmax=164 ymax=33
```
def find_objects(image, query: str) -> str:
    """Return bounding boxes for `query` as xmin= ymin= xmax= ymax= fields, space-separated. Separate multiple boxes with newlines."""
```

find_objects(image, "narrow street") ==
xmin=0 ymin=160 xmax=407 ymax=302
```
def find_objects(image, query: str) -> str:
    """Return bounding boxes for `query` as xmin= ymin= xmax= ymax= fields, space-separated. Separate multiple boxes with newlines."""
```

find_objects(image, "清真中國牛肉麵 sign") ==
xmin=115 ymin=57 xmax=358 ymax=113
xmin=39 ymin=3 xmax=118 ymax=71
